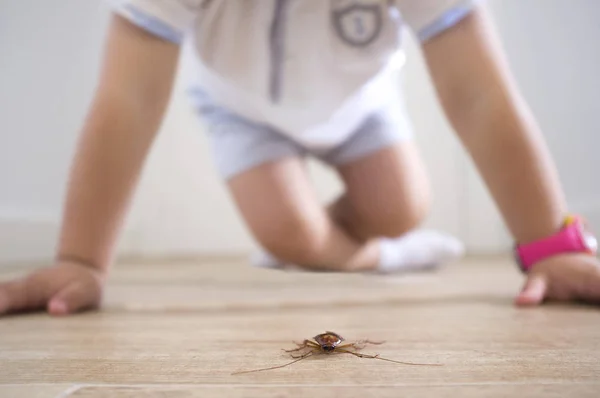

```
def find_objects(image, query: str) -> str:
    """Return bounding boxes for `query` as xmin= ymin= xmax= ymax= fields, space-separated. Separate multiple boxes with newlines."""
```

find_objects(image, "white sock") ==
xmin=376 ymin=229 xmax=465 ymax=273
xmin=250 ymin=250 xmax=307 ymax=272
xmin=250 ymin=249 xmax=285 ymax=268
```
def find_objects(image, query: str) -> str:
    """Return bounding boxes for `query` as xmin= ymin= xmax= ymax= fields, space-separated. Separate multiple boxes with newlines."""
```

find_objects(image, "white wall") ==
xmin=485 ymin=0 xmax=600 ymax=233
xmin=463 ymin=0 xmax=600 ymax=250
xmin=1 ymin=0 xmax=598 ymax=265
xmin=0 ymin=0 xmax=111 ymax=263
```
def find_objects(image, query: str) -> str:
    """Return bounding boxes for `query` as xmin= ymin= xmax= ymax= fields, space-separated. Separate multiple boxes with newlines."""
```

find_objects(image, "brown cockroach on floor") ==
xmin=232 ymin=331 xmax=442 ymax=375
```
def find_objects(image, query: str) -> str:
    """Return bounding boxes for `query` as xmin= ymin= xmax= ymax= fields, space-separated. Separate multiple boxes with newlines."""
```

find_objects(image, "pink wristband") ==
xmin=515 ymin=215 xmax=597 ymax=272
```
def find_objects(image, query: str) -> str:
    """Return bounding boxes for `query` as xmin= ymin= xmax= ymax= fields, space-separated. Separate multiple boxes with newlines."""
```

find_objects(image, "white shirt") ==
xmin=108 ymin=0 xmax=480 ymax=148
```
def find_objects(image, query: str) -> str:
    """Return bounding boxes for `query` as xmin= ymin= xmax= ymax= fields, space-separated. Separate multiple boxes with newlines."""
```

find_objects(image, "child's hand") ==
xmin=515 ymin=254 xmax=600 ymax=306
xmin=0 ymin=262 xmax=105 ymax=316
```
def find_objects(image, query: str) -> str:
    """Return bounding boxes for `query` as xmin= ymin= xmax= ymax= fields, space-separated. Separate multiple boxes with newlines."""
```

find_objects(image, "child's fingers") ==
xmin=579 ymin=261 xmax=600 ymax=303
xmin=514 ymin=274 xmax=547 ymax=307
xmin=0 ymin=285 xmax=7 ymax=314
xmin=48 ymin=280 xmax=101 ymax=316
xmin=0 ymin=276 xmax=49 ymax=315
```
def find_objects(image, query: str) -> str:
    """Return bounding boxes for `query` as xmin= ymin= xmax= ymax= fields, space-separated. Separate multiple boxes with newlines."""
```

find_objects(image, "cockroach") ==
xmin=232 ymin=331 xmax=442 ymax=375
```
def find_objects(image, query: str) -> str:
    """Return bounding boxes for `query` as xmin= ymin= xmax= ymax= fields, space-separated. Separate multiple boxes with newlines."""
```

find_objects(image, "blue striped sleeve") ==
xmin=118 ymin=3 xmax=183 ymax=44
xmin=107 ymin=0 xmax=200 ymax=44
xmin=417 ymin=2 xmax=480 ymax=42
xmin=397 ymin=0 xmax=484 ymax=43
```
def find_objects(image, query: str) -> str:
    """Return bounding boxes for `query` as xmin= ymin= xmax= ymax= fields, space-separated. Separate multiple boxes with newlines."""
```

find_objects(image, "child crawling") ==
xmin=0 ymin=0 xmax=599 ymax=316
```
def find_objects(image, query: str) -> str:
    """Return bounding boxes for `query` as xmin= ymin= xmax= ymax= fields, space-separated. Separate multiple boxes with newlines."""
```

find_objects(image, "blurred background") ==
xmin=0 ymin=0 xmax=598 ymax=267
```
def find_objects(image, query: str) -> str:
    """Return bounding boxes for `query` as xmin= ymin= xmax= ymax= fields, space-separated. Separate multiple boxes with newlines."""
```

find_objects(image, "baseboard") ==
xmin=3 ymin=200 xmax=595 ymax=268
xmin=0 ymin=213 xmax=139 ymax=268
xmin=0 ymin=216 xmax=58 ymax=267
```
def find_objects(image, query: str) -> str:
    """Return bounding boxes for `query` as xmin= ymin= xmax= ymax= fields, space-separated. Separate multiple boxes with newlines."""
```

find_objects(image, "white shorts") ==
xmin=192 ymin=89 xmax=414 ymax=179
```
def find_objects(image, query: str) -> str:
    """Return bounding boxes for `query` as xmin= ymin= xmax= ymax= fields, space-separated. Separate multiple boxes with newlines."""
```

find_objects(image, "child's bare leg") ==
xmin=230 ymin=142 xmax=462 ymax=272
xmin=228 ymin=156 xmax=380 ymax=272
xmin=328 ymin=141 xmax=430 ymax=242
xmin=328 ymin=142 xmax=464 ymax=272
xmin=247 ymin=140 xmax=463 ymax=272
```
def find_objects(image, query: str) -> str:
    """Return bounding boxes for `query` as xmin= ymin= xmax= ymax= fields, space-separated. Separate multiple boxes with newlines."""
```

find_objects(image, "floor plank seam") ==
xmin=54 ymin=385 xmax=83 ymax=398
xmin=14 ymin=381 xmax=599 ymax=390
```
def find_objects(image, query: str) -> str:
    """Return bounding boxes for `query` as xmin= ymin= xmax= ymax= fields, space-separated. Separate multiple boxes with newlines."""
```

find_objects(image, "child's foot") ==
xmin=250 ymin=229 xmax=465 ymax=273
xmin=250 ymin=250 xmax=286 ymax=269
xmin=249 ymin=250 xmax=304 ymax=271
xmin=376 ymin=229 xmax=464 ymax=274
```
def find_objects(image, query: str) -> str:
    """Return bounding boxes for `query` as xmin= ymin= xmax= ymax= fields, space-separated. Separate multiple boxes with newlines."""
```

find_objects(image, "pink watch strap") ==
xmin=516 ymin=219 xmax=585 ymax=271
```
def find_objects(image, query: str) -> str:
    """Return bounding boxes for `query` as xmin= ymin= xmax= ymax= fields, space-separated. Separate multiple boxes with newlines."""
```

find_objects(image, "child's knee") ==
xmin=254 ymin=217 xmax=328 ymax=266
xmin=366 ymin=196 xmax=430 ymax=238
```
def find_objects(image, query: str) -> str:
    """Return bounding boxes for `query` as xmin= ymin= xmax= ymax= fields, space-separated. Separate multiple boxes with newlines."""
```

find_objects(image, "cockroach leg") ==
xmin=231 ymin=350 xmax=315 ymax=375
xmin=337 ymin=339 xmax=385 ymax=351
xmin=335 ymin=348 xmax=443 ymax=366
xmin=282 ymin=339 xmax=319 ymax=353
xmin=290 ymin=347 xmax=318 ymax=359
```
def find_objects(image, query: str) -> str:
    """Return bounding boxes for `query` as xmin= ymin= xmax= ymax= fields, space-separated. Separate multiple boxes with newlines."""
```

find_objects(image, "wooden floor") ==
xmin=1 ymin=256 xmax=599 ymax=397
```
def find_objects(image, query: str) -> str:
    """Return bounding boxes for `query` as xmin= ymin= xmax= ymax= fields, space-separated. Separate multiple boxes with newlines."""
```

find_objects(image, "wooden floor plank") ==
xmin=0 ymin=385 xmax=75 ymax=398
xmin=67 ymin=384 xmax=600 ymax=398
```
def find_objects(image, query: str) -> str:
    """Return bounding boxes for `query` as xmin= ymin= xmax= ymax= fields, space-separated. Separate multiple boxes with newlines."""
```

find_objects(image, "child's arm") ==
xmin=422 ymin=6 xmax=566 ymax=244
xmin=0 ymin=15 xmax=180 ymax=316
xmin=58 ymin=15 xmax=180 ymax=272
xmin=421 ymin=6 xmax=600 ymax=305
